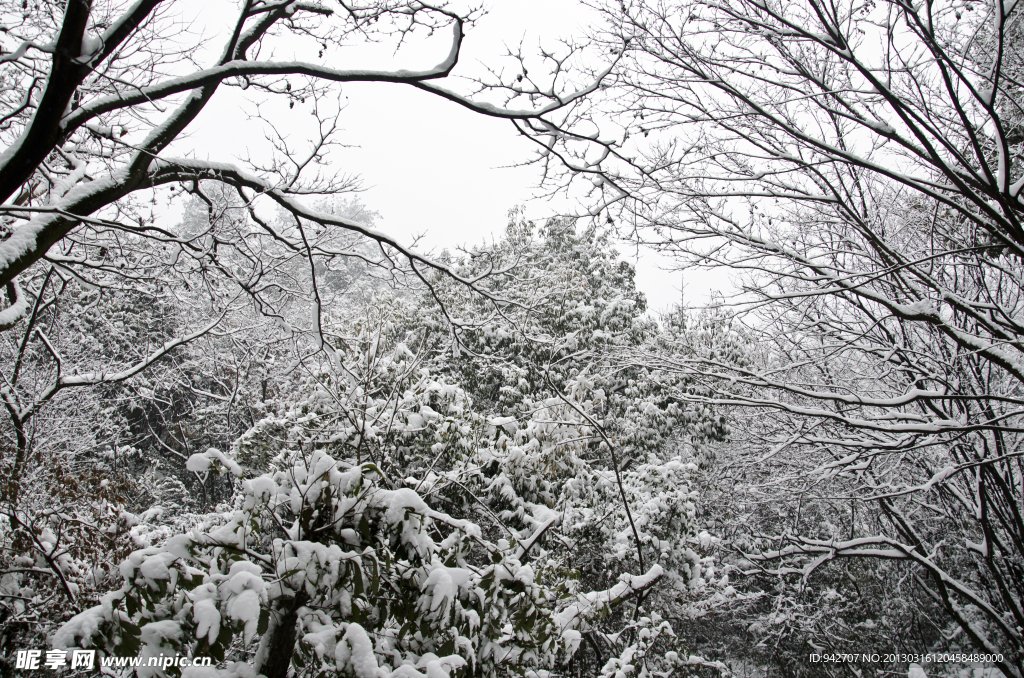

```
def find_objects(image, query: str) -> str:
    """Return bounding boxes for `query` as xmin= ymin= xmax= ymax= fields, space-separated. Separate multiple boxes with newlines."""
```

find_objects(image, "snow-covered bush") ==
xmin=54 ymin=451 xmax=666 ymax=678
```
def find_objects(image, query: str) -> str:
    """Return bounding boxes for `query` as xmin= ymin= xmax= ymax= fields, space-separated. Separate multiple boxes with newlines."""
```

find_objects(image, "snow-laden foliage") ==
xmin=45 ymin=212 xmax=754 ymax=676
xmin=53 ymin=452 xmax=666 ymax=678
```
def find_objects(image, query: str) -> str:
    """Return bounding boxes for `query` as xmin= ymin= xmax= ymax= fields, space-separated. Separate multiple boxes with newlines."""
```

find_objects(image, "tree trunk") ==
xmin=259 ymin=593 xmax=307 ymax=678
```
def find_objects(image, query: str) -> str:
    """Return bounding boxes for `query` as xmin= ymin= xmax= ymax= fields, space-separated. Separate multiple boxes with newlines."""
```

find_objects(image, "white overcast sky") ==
xmin=180 ymin=0 xmax=730 ymax=313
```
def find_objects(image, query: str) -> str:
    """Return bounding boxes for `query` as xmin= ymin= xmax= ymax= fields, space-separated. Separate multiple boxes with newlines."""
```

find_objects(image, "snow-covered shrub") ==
xmin=54 ymin=451 xmax=666 ymax=678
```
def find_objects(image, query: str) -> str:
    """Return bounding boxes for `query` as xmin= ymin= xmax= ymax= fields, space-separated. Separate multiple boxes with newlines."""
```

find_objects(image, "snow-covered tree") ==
xmin=529 ymin=0 xmax=1024 ymax=673
xmin=45 ymin=218 xmax=741 ymax=677
xmin=0 ymin=2 xmax=613 ymax=657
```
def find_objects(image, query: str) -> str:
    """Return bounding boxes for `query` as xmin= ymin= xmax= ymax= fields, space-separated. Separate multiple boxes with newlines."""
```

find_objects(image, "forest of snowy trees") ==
xmin=0 ymin=0 xmax=1022 ymax=676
